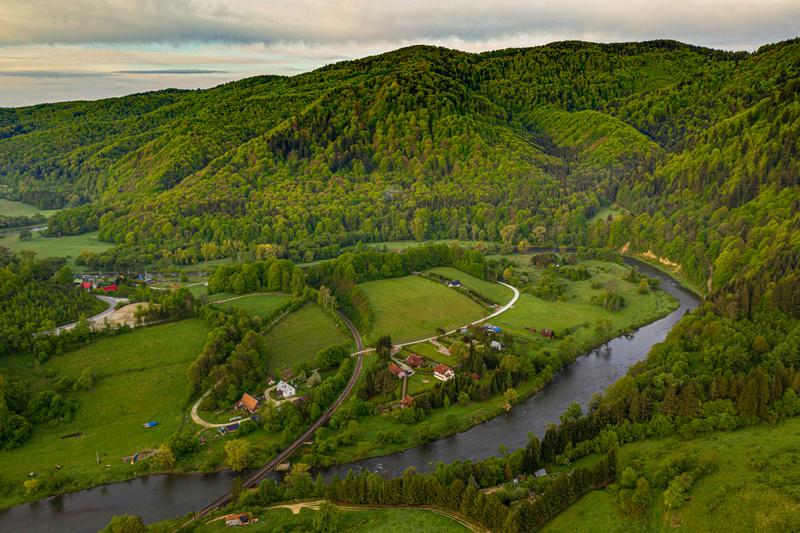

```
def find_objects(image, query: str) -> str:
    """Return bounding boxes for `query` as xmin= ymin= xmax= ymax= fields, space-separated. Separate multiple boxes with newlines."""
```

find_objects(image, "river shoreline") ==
xmin=0 ymin=257 xmax=699 ymax=532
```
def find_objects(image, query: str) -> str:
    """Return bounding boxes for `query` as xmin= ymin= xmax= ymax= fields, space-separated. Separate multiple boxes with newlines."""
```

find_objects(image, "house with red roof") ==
xmin=388 ymin=363 xmax=405 ymax=379
xmin=433 ymin=364 xmax=454 ymax=381
xmin=406 ymin=354 xmax=425 ymax=367
xmin=401 ymin=395 xmax=414 ymax=409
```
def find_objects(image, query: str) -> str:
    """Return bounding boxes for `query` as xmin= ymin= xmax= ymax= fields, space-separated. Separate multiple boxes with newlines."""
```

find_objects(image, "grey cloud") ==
xmin=115 ymin=69 xmax=228 ymax=74
xmin=1 ymin=1 xmax=798 ymax=51
xmin=0 ymin=70 xmax=105 ymax=78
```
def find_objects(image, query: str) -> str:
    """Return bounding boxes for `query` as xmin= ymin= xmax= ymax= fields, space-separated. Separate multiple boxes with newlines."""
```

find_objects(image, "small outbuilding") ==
xmin=401 ymin=395 xmax=415 ymax=409
xmin=489 ymin=340 xmax=505 ymax=350
xmin=540 ymin=329 xmax=555 ymax=339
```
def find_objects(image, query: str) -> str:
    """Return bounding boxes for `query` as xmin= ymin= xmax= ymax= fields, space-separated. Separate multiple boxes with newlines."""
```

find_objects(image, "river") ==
xmin=0 ymin=258 xmax=699 ymax=532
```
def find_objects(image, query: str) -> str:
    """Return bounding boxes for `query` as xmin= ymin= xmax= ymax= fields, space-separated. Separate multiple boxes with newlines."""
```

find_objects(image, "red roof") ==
xmin=401 ymin=395 xmax=414 ymax=408
xmin=388 ymin=363 xmax=404 ymax=378
xmin=433 ymin=364 xmax=453 ymax=375
xmin=101 ymin=285 xmax=118 ymax=292
xmin=471 ymin=373 xmax=480 ymax=381
xmin=406 ymin=354 xmax=425 ymax=367
xmin=240 ymin=393 xmax=260 ymax=411
xmin=81 ymin=282 xmax=92 ymax=290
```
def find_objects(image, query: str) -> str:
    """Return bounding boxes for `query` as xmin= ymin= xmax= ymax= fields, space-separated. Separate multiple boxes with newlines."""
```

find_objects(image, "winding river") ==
xmin=0 ymin=258 xmax=699 ymax=533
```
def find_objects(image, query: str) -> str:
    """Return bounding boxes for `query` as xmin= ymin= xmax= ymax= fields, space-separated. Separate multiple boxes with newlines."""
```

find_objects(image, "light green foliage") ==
xmin=224 ymin=439 xmax=251 ymax=471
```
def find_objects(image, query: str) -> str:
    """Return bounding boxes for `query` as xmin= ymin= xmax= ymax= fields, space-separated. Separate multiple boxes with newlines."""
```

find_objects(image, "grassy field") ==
xmin=361 ymin=275 xmax=488 ymax=344
xmin=0 ymin=319 xmax=210 ymax=508
xmin=490 ymin=260 xmax=677 ymax=349
xmin=199 ymin=506 xmax=471 ymax=532
xmin=0 ymin=198 xmax=61 ymax=219
xmin=428 ymin=266 xmax=514 ymax=304
xmin=0 ymin=230 xmax=113 ymax=269
xmin=403 ymin=342 xmax=460 ymax=367
xmin=218 ymin=293 xmax=293 ymax=319
xmin=541 ymin=416 xmax=800 ymax=533
xmin=264 ymin=302 xmax=353 ymax=374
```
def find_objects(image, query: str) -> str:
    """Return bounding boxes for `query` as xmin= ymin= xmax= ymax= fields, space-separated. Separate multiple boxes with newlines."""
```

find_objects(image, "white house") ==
xmin=433 ymin=364 xmax=454 ymax=381
xmin=490 ymin=340 xmax=505 ymax=350
xmin=276 ymin=381 xmax=296 ymax=398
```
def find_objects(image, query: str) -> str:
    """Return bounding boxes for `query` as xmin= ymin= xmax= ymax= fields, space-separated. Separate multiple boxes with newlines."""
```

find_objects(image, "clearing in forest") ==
xmin=263 ymin=302 xmax=352 ymax=373
xmin=360 ymin=275 xmax=489 ymax=344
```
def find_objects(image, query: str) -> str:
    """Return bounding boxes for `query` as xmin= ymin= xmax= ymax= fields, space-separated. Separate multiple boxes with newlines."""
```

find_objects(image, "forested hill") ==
xmin=1 ymin=39 xmax=799 ymax=296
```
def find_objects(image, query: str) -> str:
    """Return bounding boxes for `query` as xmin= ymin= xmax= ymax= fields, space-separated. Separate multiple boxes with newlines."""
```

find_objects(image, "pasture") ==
xmin=428 ymin=266 xmax=514 ymax=304
xmin=263 ymin=302 xmax=352 ymax=373
xmin=0 ymin=230 xmax=113 ymax=270
xmin=0 ymin=198 xmax=61 ymax=219
xmin=0 ymin=319 xmax=209 ymax=506
xmin=218 ymin=293 xmax=293 ymax=319
xmin=540 ymin=416 xmax=800 ymax=533
xmin=360 ymin=275 xmax=488 ymax=344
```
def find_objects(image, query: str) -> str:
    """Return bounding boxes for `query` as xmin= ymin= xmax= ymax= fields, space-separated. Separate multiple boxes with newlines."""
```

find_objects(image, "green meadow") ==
xmin=428 ymin=266 xmax=515 ymax=304
xmin=540 ymin=416 xmax=800 ymax=533
xmin=218 ymin=293 xmax=294 ymax=319
xmin=0 ymin=319 xmax=209 ymax=508
xmin=360 ymin=275 xmax=489 ymax=344
xmin=263 ymin=302 xmax=353 ymax=374
xmin=491 ymin=260 xmax=677 ymax=348
xmin=0 ymin=198 xmax=61 ymax=219
xmin=0 ymin=230 xmax=113 ymax=270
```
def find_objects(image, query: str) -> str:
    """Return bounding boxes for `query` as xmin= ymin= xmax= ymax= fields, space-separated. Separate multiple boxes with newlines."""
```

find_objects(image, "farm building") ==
xmin=388 ymin=363 xmax=405 ymax=379
xmin=225 ymin=423 xmax=240 ymax=433
xmin=406 ymin=354 xmax=425 ymax=367
xmin=276 ymin=381 xmax=296 ymax=398
xmin=540 ymin=329 xmax=555 ymax=339
xmin=225 ymin=512 xmax=257 ymax=526
xmin=237 ymin=393 xmax=260 ymax=412
xmin=433 ymin=364 xmax=454 ymax=381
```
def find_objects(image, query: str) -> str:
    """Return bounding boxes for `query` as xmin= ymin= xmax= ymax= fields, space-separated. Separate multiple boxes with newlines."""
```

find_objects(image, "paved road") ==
xmin=47 ymin=295 xmax=125 ymax=334
xmin=181 ymin=310 xmax=364 ymax=528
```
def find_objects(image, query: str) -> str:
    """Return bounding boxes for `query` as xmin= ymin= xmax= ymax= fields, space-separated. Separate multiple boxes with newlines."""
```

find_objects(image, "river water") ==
xmin=0 ymin=258 xmax=699 ymax=533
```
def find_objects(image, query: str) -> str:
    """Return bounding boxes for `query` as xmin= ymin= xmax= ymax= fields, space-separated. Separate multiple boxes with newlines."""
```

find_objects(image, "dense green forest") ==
xmin=0 ymin=39 xmax=797 ymax=294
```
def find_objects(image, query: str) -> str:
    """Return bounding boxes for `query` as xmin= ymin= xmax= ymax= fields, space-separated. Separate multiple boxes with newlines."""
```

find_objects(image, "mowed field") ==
xmin=540 ymin=416 xmax=800 ymax=533
xmin=360 ymin=275 xmax=488 ymax=344
xmin=264 ymin=302 xmax=352 ymax=373
xmin=492 ymin=260 xmax=677 ymax=346
xmin=428 ymin=266 xmax=514 ymax=304
xmin=200 ymin=506 xmax=472 ymax=532
xmin=0 ymin=198 xmax=61 ymax=219
xmin=218 ymin=293 xmax=293 ymax=318
xmin=0 ymin=230 xmax=113 ymax=269
xmin=0 ymin=319 xmax=209 ymax=487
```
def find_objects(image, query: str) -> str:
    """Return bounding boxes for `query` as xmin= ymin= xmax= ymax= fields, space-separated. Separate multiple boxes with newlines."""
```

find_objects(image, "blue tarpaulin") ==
xmin=143 ymin=421 xmax=157 ymax=428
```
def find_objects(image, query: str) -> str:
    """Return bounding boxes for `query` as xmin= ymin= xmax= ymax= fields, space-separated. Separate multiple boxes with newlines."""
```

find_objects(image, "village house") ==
xmin=236 ymin=393 xmax=260 ymax=413
xmin=448 ymin=280 xmax=462 ymax=288
xmin=490 ymin=340 xmax=505 ymax=350
xmin=433 ymin=363 xmax=454 ymax=381
xmin=401 ymin=395 xmax=415 ymax=409
xmin=276 ymin=381 xmax=296 ymax=398
xmin=406 ymin=354 xmax=425 ymax=367
xmin=388 ymin=363 xmax=405 ymax=379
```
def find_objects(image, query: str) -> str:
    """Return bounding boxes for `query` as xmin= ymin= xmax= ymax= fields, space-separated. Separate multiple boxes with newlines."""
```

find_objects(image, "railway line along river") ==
xmin=0 ymin=257 xmax=699 ymax=533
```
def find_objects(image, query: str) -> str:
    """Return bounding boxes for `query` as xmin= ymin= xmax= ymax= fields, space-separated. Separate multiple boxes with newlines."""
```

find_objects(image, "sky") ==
xmin=1 ymin=0 xmax=798 ymax=108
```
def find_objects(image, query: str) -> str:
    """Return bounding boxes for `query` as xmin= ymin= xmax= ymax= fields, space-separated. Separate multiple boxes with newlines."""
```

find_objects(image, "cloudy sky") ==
xmin=1 ymin=0 xmax=798 ymax=108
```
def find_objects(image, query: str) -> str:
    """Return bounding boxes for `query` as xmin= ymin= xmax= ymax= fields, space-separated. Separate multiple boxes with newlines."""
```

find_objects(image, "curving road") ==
xmin=181 ymin=310 xmax=364 ymax=527
xmin=46 ymin=294 xmax=125 ymax=334
xmin=392 ymin=281 xmax=520 ymax=350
